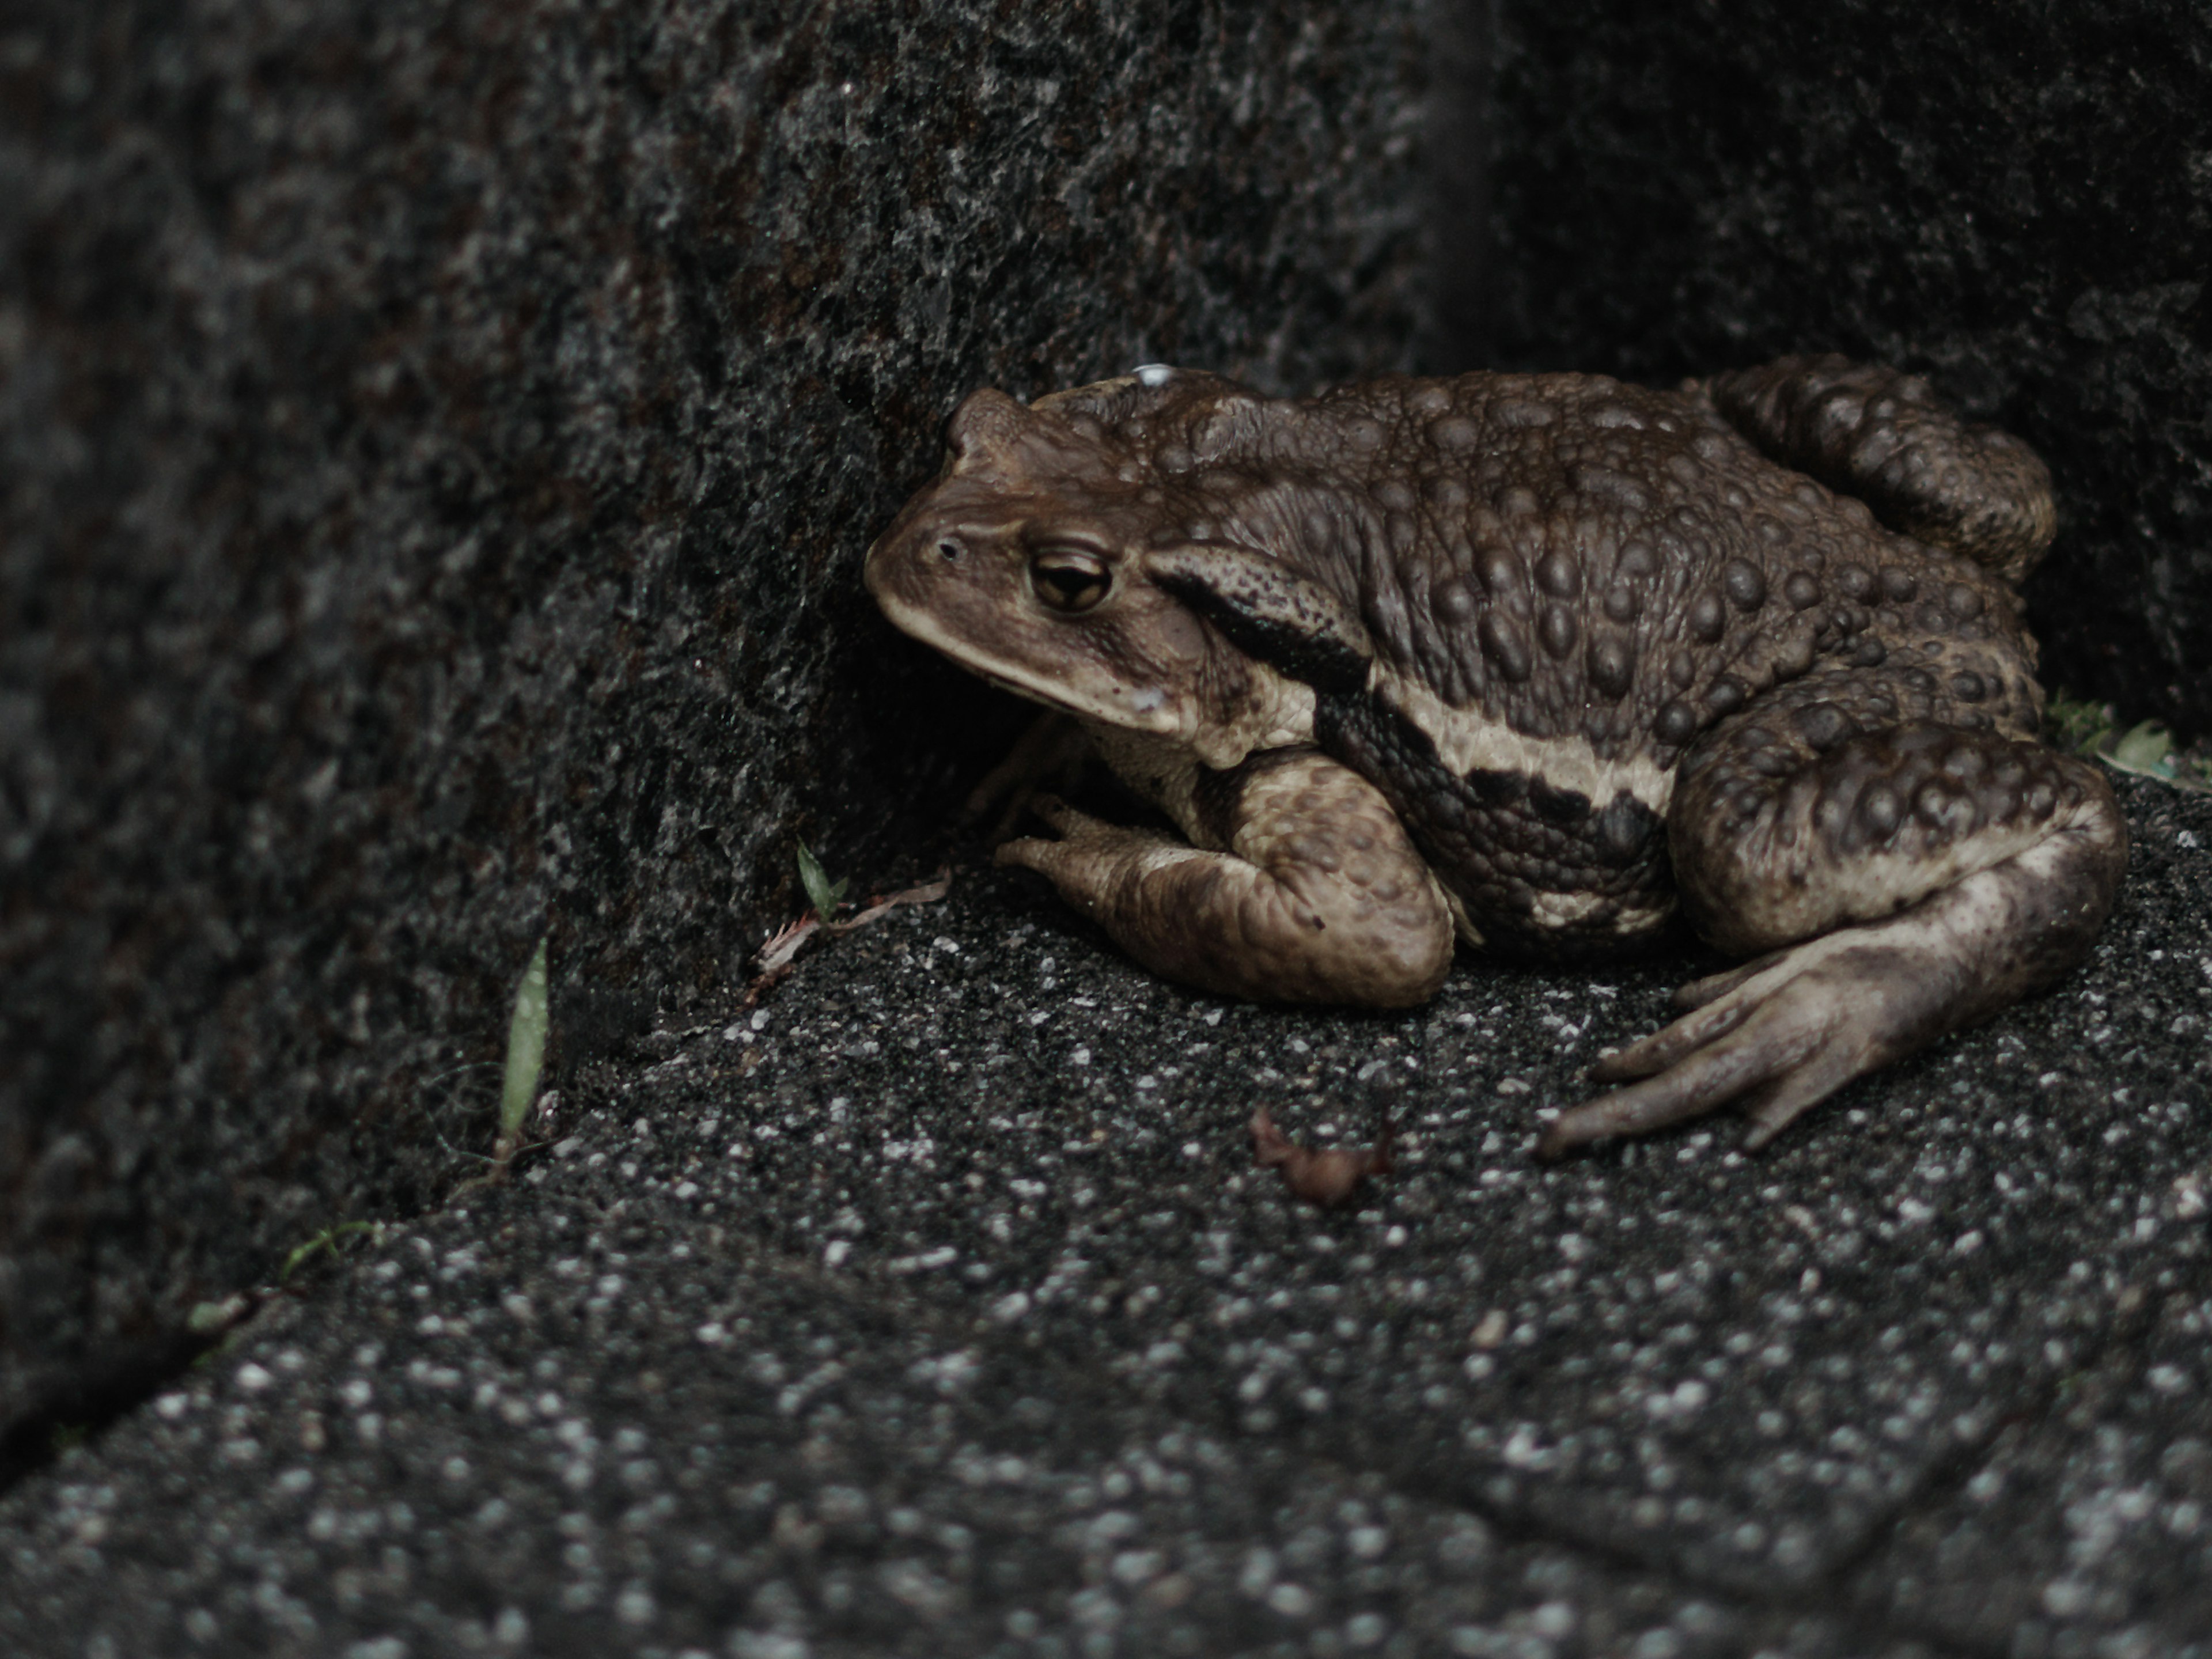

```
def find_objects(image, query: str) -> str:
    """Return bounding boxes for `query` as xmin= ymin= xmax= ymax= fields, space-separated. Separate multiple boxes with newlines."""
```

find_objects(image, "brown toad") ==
xmin=866 ymin=357 xmax=2127 ymax=1154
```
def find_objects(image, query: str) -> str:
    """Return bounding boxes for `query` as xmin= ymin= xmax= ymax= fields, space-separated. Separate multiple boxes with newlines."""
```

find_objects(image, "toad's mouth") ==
xmin=874 ymin=586 xmax=1180 ymax=733
xmin=971 ymin=662 xmax=1172 ymax=726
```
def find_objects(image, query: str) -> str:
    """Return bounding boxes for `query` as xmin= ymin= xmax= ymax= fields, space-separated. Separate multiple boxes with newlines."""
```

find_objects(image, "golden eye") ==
xmin=1030 ymin=548 xmax=1112 ymax=613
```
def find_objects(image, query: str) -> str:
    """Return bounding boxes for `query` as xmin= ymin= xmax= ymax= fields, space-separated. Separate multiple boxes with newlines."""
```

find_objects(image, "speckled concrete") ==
xmin=0 ymin=0 xmax=1432 ymax=1439
xmin=1 ymin=775 xmax=2202 ymax=1655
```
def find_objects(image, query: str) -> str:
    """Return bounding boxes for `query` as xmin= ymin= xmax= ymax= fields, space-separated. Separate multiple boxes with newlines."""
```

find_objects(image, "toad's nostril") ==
xmin=937 ymin=540 xmax=962 ymax=561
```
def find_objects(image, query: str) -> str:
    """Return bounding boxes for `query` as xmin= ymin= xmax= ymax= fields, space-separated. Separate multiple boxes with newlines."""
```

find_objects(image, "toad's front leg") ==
xmin=997 ymin=747 xmax=1455 ymax=1007
xmin=1540 ymin=679 xmax=2127 ymax=1157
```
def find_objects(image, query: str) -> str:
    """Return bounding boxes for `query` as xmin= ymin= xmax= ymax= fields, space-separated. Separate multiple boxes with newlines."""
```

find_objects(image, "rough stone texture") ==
xmin=0 ymin=0 xmax=1431 ymax=1437
xmin=1475 ymin=0 xmax=2212 ymax=737
xmin=1853 ymin=1276 xmax=2212 ymax=1656
xmin=0 ymin=776 xmax=2202 ymax=1655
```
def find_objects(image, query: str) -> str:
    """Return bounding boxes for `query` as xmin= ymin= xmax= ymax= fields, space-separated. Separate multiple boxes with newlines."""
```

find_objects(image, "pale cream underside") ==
xmin=1374 ymin=666 xmax=1677 ymax=818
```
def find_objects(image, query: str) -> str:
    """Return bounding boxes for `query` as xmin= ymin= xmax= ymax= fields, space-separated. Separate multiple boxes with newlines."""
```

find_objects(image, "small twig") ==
xmin=738 ymin=868 xmax=953 ymax=1011
xmin=823 ymin=868 xmax=953 ymax=935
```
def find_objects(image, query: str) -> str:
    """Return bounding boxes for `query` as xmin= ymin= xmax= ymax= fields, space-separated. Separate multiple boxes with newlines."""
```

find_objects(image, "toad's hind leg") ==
xmin=1538 ymin=689 xmax=2126 ymax=1157
xmin=996 ymin=748 xmax=1455 ymax=1007
xmin=1706 ymin=355 xmax=2056 ymax=582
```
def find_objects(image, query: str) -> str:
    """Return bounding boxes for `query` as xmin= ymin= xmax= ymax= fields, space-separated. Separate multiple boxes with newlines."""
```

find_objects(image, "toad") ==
xmin=865 ymin=358 xmax=2126 ymax=1155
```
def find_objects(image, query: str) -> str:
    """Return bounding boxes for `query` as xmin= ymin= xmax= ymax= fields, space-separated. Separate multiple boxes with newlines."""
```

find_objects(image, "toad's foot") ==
xmin=1536 ymin=791 xmax=2124 ymax=1158
xmin=995 ymin=748 xmax=1454 ymax=1007
xmin=961 ymin=711 xmax=1093 ymax=843
xmin=1537 ymin=928 xmax=1948 ymax=1158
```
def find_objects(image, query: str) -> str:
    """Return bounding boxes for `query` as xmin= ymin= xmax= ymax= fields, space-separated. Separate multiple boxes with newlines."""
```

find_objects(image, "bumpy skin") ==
xmin=865 ymin=358 xmax=2126 ymax=1153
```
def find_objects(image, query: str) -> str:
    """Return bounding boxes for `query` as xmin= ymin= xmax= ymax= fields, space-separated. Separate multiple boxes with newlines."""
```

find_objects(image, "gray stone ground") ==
xmin=1 ymin=774 xmax=2207 ymax=1658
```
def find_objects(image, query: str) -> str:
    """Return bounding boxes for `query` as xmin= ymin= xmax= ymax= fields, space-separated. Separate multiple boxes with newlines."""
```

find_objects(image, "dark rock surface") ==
xmin=1476 ymin=0 xmax=2212 ymax=738
xmin=1 ymin=775 xmax=2203 ymax=1654
xmin=0 ymin=0 xmax=1431 ymax=1437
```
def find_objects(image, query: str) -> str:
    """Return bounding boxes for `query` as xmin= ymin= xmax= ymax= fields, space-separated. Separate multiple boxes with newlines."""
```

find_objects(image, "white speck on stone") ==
xmin=673 ymin=1181 xmax=698 ymax=1199
xmin=1071 ymin=1047 xmax=1090 ymax=1066
xmin=2179 ymin=828 xmax=2201 ymax=849
xmin=695 ymin=1323 xmax=728 ymax=1346
xmin=823 ymin=1240 xmax=851 ymax=1268
xmin=1502 ymin=1424 xmax=1545 ymax=1465
xmin=2168 ymin=1176 xmax=2203 ymax=1230
xmin=2148 ymin=1365 xmax=2190 ymax=1393
xmin=1111 ymin=1549 xmax=1162 ymax=1584
xmin=991 ymin=1291 xmax=1031 ymax=1323
xmin=154 ymin=1393 xmax=191 ymax=1419
xmin=1132 ymin=363 xmax=1175 ymax=386
xmin=1953 ymin=1230 xmax=1984 ymax=1255
xmin=2042 ymin=1578 xmax=2092 ymax=1617
xmin=1347 ymin=1611 xmax=1389 ymax=1647
xmin=931 ymin=936 xmax=961 ymax=955
xmin=749 ymin=1007 xmax=771 ymax=1031
xmin=891 ymin=1246 xmax=957 ymax=1274
xmin=1266 ymin=1582 xmax=1315 ymax=1618
xmin=235 ymin=1363 xmax=274 ymax=1393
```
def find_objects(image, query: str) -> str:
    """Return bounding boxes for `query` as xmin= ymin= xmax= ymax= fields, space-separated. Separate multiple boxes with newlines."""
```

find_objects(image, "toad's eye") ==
xmin=1030 ymin=548 xmax=1112 ymax=613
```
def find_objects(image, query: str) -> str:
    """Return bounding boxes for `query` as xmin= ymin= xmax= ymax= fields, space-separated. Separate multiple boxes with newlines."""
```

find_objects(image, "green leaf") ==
xmin=796 ymin=842 xmax=849 ymax=918
xmin=278 ymin=1221 xmax=382 ymax=1283
xmin=2108 ymin=719 xmax=2175 ymax=777
xmin=501 ymin=934 xmax=550 ymax=1140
